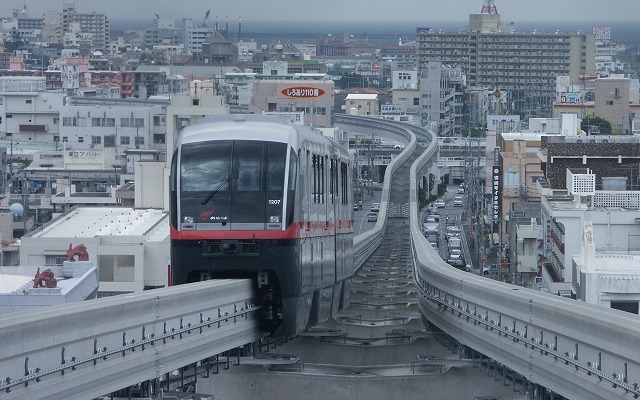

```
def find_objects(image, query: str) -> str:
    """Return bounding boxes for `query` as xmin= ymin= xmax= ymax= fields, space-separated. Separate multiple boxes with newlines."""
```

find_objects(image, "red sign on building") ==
xmin=281 ymin=87 xmax=326 ymax=98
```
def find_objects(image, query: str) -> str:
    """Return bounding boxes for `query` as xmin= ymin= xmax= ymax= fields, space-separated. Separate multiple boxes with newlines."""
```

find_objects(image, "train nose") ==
xmin=221 ymin=241 xmax=238 ymax=253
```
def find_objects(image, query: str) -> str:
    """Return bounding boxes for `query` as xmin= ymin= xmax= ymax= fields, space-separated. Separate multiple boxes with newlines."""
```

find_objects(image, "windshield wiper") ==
xmin=201 ymin=176 xmax=229 ymax=205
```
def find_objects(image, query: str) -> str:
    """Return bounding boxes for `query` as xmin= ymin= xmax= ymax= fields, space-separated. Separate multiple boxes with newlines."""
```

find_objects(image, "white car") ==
xmin=453 ymin=196 xmax=463 ymax=207
xmin=449 ymin=248 xmax=463 ymax=258
xmin=435 ymin=199 xmax=446 ymax=208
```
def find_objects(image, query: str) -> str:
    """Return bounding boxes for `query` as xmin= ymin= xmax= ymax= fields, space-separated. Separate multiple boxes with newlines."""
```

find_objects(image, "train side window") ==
xmin=288 ymin=149 xmax=298 ymax=191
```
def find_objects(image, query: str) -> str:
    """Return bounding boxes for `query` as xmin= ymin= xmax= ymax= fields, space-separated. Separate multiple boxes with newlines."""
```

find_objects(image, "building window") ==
xmin=6 ymin=114 xmax=12 ymax=118
xmin=26 ymin=99 xmax=32 ymax=104
xmin=606 ymin=100 xmax=614 ymax=106
xmin=45 ymin=255 xmax=67 ymax=266
xmin=120 ymin=117 xmax=130 ymax=127
xmin=91 ymin=136 xmax=102 ymax=146
xmin=611 ymin=301 xmax=639 ymax=315
xmin=53 ymin=117 xmax=59 ymax=125
xmin=413 ymin=98 xmax=420 ymax=106
xmin=120 ymin=136 xmax=130 ymax=145
xmin=134 ymin=118 xmax=144 ymax=127
xmin=135 ymin=136 xmax=144 ymax=146
xmin=77 ymin=137 xmax=83 ymax=143
xmin=106 ymin=118 xmax=115 ymax=127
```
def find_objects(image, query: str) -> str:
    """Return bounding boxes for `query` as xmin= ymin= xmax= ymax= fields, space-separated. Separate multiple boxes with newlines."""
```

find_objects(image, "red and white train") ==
xmin=169 ymin=116 xmax=354 ymax=337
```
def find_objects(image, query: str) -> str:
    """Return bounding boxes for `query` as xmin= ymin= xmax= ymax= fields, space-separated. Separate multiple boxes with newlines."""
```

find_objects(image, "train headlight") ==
xmin=269 ymin=215 xmax=281 ymax=223
xmin=183 ymin=215 xmax=195 ymax=224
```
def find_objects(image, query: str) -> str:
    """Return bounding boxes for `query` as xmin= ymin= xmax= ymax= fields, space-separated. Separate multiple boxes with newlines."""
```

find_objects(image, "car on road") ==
xmin=371 ymin=203 xmax=380 ymax=212
xmin=446 ymin=258 xmax=470 ymax=271
xmin=435 ymin=199 xmax=446 ymax=208
xmin=425 ymin=216 xmax=437 ymax=224
xmin=453 ymin=196 xmax=463 ymax=207
xmin=367 ymin=212 xmax=378 ymax=222
xmin=457 ymin=184 xmax=465 ymax=194
xmin=449 ymin=248 xmax=463 ymax=258
xmin=428 ymin=212 xmax=440 ymax=222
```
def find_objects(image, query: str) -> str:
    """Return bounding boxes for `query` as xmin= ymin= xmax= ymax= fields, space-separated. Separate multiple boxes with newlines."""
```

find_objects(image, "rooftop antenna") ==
xmin=481 ymin=0 xmax=499 ymax=14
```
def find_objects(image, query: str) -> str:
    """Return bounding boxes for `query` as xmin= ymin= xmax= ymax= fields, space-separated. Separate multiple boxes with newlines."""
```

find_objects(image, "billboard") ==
xmin=559 ymin=92 xmax=582 ymax=104
xmin=492 ymin=164 xmax=502 ymax=232
xmin=280 ymin=87 xmax=326 ymax=98
xmin=592 ymin=26 xmax=611 ymax=41
xmin=61 ymin=64 xmax=80 ymax=90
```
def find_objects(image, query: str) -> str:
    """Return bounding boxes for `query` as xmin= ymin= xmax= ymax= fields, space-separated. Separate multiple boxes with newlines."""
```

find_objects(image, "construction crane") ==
xmin=202 ymin=9 xmax=211 ymax=28
xmin=480 ymin=0 xmax=498 ymax=14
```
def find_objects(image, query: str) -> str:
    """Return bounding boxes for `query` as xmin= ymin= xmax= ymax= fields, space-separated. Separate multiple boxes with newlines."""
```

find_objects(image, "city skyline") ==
xmin=2 ymin=0 xmax=640 ymax=23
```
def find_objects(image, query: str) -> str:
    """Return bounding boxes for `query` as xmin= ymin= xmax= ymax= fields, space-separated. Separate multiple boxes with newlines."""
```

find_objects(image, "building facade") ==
xmin=249 ymin=80 xmax=334 ymax=127
xmin=0 ymin=77 xmax=64 ymax=144
xmin=62 ymin=0 xmax=109 ymax=51
xmin=417 ymin=12 xmax=595 ymax=117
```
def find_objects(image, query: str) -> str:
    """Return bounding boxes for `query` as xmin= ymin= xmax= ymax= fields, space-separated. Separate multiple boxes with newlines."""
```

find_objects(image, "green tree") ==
xmin=581 ymin=115 xmax=613 ymax=135
xmin=336 ymin=73 xmax=366 ymax=90
xmin=3 ymin=39 xmax=26 ymax=53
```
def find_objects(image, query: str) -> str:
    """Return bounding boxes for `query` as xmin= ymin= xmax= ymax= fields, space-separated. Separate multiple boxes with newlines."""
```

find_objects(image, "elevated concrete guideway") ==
xmin=1 ymin=116 xmax=639 ymax=399
xmin=0 ymin=280 xmax=263 ymax=399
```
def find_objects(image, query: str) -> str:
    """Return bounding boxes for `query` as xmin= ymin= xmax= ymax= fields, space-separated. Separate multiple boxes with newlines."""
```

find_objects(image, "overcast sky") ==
xmin=2 ymin=0 xmax=639 ymax=22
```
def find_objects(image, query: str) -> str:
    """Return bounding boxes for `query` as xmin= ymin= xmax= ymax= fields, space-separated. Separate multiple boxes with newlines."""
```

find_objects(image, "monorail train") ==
xmin=169 ymin=116 xmax=354 ymax=337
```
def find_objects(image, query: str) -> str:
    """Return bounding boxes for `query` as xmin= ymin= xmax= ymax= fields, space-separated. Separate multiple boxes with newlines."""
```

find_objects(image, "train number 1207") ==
xmin=268 ymin=199 xmax=281 ymax=205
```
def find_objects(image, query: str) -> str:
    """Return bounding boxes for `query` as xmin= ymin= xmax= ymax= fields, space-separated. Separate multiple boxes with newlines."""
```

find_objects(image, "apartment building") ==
xmin=0 ymin=76 xmax=64 ymax=144
xmin=419 ymin=61 xmax=465 ymax=135
xmin=62 ymin=0 xmax=109 ymax=51
xmin=539 ymin=168 xmax=640 ymax=307
xmin=417 ymin=11 xmax=595 ymax=117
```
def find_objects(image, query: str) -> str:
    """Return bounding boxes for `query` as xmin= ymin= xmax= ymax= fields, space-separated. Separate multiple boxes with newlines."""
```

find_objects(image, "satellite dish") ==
xmin=10 ymin=203 xmax=24 ymax=218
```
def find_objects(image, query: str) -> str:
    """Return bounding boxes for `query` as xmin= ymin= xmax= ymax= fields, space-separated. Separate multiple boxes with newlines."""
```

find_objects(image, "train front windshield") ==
xmin=177 ymin=140 xmax=295 ymax=230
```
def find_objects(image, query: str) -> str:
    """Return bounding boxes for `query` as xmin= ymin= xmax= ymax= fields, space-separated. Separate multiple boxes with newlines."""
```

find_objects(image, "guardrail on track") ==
xmin=408 ymin=125 xmax=640 ymax=400
xmin=0 ymin=279 xmax=263 ymax=400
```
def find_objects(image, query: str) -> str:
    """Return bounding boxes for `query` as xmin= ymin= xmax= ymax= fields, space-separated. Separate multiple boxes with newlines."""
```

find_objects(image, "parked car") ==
xmin=367 ymin=212 xmax=378 ymax=222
